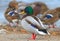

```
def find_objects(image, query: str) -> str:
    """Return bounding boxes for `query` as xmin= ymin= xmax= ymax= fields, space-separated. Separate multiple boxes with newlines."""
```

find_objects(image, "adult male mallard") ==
xmin=20 ymin=6 xmax=50 ymax=40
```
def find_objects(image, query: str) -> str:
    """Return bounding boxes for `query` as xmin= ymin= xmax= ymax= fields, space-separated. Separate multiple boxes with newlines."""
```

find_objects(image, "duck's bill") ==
xmin=19 ymin=11 xmax=26 ymax=15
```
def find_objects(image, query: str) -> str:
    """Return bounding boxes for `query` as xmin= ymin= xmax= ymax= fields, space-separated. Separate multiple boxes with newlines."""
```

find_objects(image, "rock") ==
xmin=0 ymin=29 xmax=7 ymax=34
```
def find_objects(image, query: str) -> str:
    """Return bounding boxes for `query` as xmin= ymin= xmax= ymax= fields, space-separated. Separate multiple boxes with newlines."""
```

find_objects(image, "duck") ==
xmin=30 ymin=2 xmax=49 ymax=18
xmin=20 ymin=6 xmax=50 ymax=40
xmin=4 ymin=0 xmax=20 ymax=26
xmin=42 ymin=9 xmax=59 ymax=28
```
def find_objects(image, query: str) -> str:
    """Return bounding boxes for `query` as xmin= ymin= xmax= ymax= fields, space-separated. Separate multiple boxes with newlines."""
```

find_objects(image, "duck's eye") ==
xmin=45 ymin=14 xmax=53 ymax=19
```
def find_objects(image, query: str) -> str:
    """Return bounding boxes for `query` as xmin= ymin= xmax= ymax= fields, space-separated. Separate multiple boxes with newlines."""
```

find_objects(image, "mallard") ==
xmin=20 ymin=6 xmax=50 ymax=40
xmin=42 ymin=9 xmax=59 ymax=28
xmin=30 ymin=2 xmax=49 ymax=18
xmin=4 ymin=1 xmax=19 ymax=26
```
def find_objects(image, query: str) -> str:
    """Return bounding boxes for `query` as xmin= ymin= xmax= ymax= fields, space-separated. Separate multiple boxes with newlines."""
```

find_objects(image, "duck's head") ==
xmin=19 ymin=6 xmax=34 ymax=16
xmin=9 ymin=0 xmax=18 ymax=9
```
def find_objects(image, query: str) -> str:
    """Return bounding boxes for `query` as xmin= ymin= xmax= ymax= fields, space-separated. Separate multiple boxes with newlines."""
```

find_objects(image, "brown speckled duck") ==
xmin=4 ymin=0 xmax=19 ymax=26
xmin=42 ymin=9 xmax=59 ymax=28
xmin=30 ymin=2 xmax=49 ymax=18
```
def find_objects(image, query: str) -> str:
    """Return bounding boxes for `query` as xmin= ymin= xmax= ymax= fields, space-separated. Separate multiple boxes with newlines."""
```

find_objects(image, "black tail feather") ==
xmin=38 ymin=29 xmax=47 ymax=33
